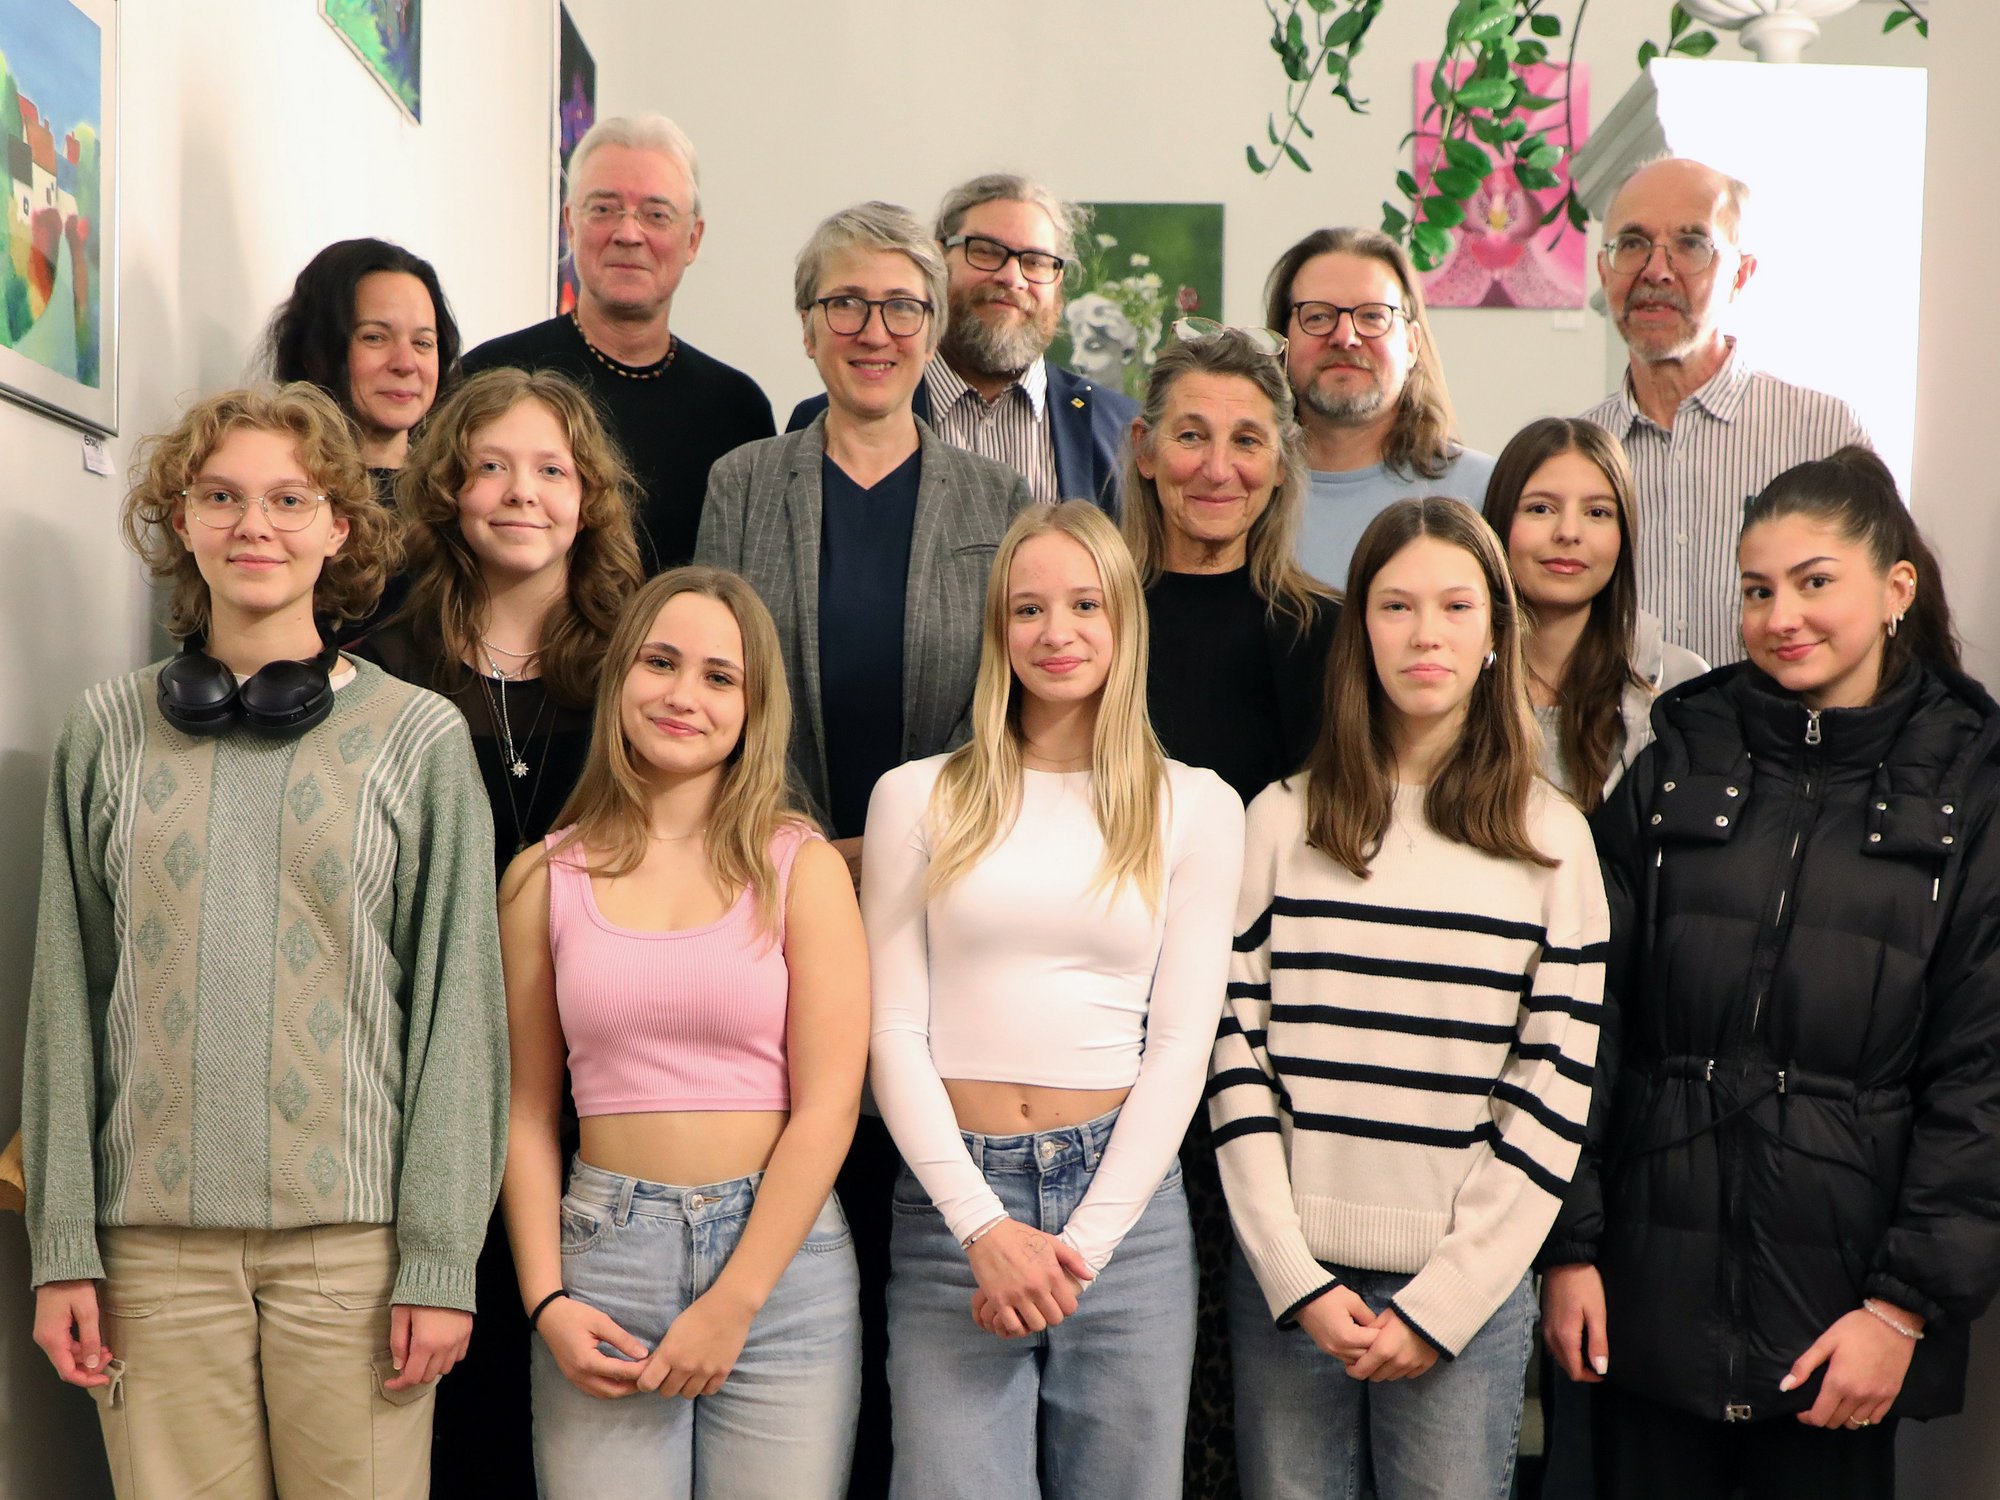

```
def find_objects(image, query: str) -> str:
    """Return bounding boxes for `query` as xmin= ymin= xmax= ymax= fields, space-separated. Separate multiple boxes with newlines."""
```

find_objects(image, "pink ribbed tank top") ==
xmin=546 ymin=822 xmax=814 ymax=1115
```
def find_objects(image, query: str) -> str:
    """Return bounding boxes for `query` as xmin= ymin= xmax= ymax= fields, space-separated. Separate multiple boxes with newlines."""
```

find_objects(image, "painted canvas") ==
xmin=1048 ymin=204 xmax=1223 ymax=401
xmin=322 ymin=0 xmax=421 ymax=124
xmin=555 ymin=4 xmax=595 ymax=315
xmin=0 ymin=0 xmax=117 ymax=432
xmin=1412 ymin=61 xmax=1589 ymax=309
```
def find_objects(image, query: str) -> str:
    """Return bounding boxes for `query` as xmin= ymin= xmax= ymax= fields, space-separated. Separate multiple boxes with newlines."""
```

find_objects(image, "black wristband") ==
xmin=527 ymin=1289 xmax=568 ymax=1330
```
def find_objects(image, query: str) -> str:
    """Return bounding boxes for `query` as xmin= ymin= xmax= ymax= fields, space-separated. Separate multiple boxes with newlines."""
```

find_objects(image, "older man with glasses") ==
xmin=788 ymin=173 xmax=1135 ymax=513
xmin=460 ymin=113 xmax=774 ymax=572
xmin=1580 ymin=156 xmax=1868 ymax=668
xmin=1263 ymin=226 xmax=1495 ymax=589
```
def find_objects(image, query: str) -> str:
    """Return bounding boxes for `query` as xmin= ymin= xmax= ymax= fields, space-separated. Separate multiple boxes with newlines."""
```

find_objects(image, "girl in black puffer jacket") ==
xmin=1539 ymin=448 xmax=2000 ymax=1500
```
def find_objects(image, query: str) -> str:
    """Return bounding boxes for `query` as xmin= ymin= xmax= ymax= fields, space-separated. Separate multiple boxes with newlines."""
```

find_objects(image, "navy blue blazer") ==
xmin=786 ymin=361 xmax=1137 ymax=517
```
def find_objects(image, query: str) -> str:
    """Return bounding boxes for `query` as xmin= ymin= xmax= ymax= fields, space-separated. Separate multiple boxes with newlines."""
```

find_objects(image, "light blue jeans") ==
xmin=1230 ymin=1252 xmax=1534 ymax=1500
xmin=530 ymin=1159 xmax=861 ymax=1500
xmin=886 ymin=1108 xmax=1197 ymax=1500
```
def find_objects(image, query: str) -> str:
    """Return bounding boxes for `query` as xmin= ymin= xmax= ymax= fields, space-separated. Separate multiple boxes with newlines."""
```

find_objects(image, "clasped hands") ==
xmin=964 ymin=1217 xmax=1095 ymax=1338
xmin=1296 ymin=1282 xmax=1439 ymax=1381
xmin=539 ymin=1286 xmax=754 ymax=1401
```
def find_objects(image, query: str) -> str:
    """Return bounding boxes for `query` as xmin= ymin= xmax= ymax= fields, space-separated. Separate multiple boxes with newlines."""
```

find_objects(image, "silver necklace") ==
xmin=481 ymin=637 xmax=542 ymax=663
xmin=483 ymin=651 xmax=541 ymax=777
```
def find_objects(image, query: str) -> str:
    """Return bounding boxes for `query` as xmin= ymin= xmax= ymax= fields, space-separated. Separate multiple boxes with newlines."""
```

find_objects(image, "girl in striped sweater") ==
xmin=1209 ymin=496 xmax=1608 ymax=1500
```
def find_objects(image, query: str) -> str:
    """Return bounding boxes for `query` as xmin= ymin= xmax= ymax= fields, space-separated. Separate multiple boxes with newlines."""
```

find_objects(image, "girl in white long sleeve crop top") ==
xmin=862 ymin=502 xmax=1243 ymax=1500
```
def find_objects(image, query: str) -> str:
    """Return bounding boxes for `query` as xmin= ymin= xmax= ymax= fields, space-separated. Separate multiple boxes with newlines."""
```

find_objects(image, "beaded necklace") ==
xmin=569 ymin=310 xmax=677 ymax=381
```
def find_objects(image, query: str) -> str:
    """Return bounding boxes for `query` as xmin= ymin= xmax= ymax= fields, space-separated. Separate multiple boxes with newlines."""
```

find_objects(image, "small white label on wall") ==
xmin=82 ymin=435 xmax=112 ymax=475
xmin=1551 ymin=309 xmax=1586 ymax=332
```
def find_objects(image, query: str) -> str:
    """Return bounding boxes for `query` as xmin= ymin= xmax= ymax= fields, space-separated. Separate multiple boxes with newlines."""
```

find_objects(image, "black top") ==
xmin=349 ymin=620 xmax=594 ymax=871
xmin=1145 ymin=567 xmax=1338 ymax=806
xmin=817 ymin=450 xmax=921 ymax=840
xmin=345 ymin=466 xmax=410 ymax=642
xmin=459 ymin=316 xmax=775 ymax=572
xmin=1548 ymin=660 xmax=2000 ymax=1422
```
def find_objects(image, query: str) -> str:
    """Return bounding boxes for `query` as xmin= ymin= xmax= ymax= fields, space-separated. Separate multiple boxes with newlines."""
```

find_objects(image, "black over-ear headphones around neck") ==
xmin=156 ymin=627 xmax=344 ymax=738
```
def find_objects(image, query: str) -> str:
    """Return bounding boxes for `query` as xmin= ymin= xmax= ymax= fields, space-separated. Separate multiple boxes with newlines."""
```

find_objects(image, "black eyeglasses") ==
xmin=1604 ymin=232 xmax=1720 ymax=275
xmin=942 ymin=233 xmax=1069 ymax=285
xmin=1290 ymin=301 xmax=1404 ymax=339
xmin=813 ymin=295 xmax=934 ymax=338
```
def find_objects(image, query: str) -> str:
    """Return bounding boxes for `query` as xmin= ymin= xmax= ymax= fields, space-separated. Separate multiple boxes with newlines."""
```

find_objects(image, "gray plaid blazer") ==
xmin=694 ymin=412 xmax=1035 ymax=826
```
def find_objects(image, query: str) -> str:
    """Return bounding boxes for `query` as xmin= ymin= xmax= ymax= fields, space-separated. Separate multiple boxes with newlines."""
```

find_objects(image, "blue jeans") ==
xmin=1230 ymin=1251 xmax=1534 ymax=1500
xmin=530 ymin=1159 xmax=861 ymax=1500
xmin=886 ymin=1108 xmax=1197 ymax=1500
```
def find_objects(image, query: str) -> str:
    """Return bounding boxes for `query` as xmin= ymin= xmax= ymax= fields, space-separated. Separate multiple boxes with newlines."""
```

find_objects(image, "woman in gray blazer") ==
xmin=693 ymin=200 xmax=1032 ymax=1499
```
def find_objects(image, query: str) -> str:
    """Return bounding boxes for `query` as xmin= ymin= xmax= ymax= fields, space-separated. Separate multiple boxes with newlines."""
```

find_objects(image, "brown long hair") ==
xmin=1262 ymin=226 xmax=1460 ymax=480
xmin=1120 ymin=330 xmax=1333 ymax=622
xmin=1482 ymin=418 xmax=1647 ymax=811
xmin=1743 ymin=446 xmax=1960 ymax=686
xmin=1304 ymin=497 xmax=1552 ymax=877
xmin=392 ymin=368 xmax=643 ymax=710
xmin=550 ymin=568 xmax=809 ymax=941
xmin=122 ymin=383 xmax=396 ymax=636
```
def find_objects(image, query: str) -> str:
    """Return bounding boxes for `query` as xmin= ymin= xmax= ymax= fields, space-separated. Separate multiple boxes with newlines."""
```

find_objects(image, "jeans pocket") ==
xmin=889 ymin=1164 xmax=934 ymax=1215
xmin=558 ymin=1195 xmax=610 ymax=1256
xmin=99 ymin=1228 xmax=182 ymax=1318
xmin=311 ymin=1224 xmax=398 ymax=1310
xmin=1153 ymin=1160 xmax=1186 ymax=1196
xmin=801 ymin=1193 xmax=854 ymax=1254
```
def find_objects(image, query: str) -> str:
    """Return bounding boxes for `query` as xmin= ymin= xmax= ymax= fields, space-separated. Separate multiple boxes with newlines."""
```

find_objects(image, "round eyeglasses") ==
xmin=1171 ymin=317 xmax=1288 ymax=360
xmin=578 ymin=200 xmax=683 ymax=234
xmin=180 ymin=486 xmax=330 ymax=531
xmin=813 ymin=295 xmax=934 ymax=339
xmin=942 ymin=233 xmax=1070 ymax=286
xmin=1604 ymin=232 xmax=1720 ymax=276
xmin=1290 ymin=301 xmax=1403 ymax=340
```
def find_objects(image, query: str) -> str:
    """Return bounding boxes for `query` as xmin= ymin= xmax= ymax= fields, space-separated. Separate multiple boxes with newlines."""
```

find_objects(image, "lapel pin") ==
xmin=1071 ymin=397 xmax=1086 ymax=408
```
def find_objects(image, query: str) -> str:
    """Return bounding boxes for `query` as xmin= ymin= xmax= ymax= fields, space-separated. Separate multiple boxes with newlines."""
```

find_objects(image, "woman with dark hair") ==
xmin=1481 ymin=417 xmax=1706 ymax=812
xmin=351 ymin=365 xmax=643 ymax=1498
xmin=265 ymin=236 xmax=463 ymax=485
xmin=1211 ymin=496 xmax=1606 ymax=1500
xmin=1120 ymin=320 xmax=1337 ymax=1499
xmin=1541 ymin=447 xmax=2000 ymax=1499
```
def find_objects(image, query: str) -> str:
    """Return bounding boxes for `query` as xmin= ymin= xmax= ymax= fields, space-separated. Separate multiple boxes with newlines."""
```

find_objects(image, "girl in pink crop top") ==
xmin=497 ymin=569 xmax=869 ymax=1495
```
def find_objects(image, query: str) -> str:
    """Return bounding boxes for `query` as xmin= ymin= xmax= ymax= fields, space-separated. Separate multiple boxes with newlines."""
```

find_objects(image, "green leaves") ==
xmin=1431 ymin=165 xmax=1483 ymax=198
xmin=1641 ymin=1 xmax=1719 ymax=68
xmin=1884 ymin=2 xmax=1929 ymax=37
xmin=1636 ymin=40 xmax=1660 ymax=68
xmin=1421 ymin=194 xmax=1467 ymax=228
xmin=1412 ymin=221 xmax=1454 ymax=268
xmin=1442 ymin=137 xmax=1494 ymax=177
xmin=1530 ymin=12 xmax=1562 ymax=37
xmin=1670 ymin=30 xmax=1717 ymax=57
xmin=1454 ymin=76 xmax=1517 ymax=111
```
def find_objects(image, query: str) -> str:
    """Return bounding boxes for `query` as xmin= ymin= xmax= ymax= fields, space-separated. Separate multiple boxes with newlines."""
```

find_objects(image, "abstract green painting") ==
xmin=321 ymin=0 xmax=421 ymax=124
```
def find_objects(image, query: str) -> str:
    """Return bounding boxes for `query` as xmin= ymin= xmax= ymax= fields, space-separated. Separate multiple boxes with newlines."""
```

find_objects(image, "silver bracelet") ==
xmin=960 ymin=1216 xmax=1007 ymax=1251
xmin=1862 ymin=1298 xmax=1924 ymax=1340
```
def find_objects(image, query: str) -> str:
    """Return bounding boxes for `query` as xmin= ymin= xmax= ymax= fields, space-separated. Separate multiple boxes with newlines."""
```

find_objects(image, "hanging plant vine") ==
xmin=1249 ymin=0 xmax=1926 ymax=274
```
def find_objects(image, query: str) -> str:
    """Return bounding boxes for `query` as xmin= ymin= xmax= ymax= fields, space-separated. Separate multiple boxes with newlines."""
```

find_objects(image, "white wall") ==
xmin=0 ymin=4 xmax=553 ymax=1494
xmin=0 ymin=2 xmax=1952 ymax=1495
xmin=558 ymin=0 xmax=1922 ymax=454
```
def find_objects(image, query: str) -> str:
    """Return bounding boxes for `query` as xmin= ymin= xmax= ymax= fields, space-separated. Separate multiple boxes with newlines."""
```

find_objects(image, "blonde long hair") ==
xmin=550 ymin=567 xmax=809 ymax=940
xmin=926 ymin=503 xmax=1166 ymax=906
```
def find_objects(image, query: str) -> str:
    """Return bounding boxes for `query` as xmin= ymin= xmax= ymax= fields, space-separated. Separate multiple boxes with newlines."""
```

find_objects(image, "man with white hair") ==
xmin=788 ymin=172 xmax=1135 ymax=511
xmin=1582 ymin=156 xmax=1867 ymax=667
xmin=462 ymin=114 xmax=774 ymax=570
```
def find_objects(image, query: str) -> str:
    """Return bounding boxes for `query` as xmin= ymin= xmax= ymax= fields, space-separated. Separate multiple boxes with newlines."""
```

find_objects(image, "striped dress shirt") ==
xmin=925 ymin=356 xmax=1061 ymax=504
xmin=1582 ymin=341 xmax=1868 ymax=668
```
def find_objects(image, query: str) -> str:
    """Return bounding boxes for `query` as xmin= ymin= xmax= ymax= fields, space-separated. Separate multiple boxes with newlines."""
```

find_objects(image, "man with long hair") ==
xmin=1263 ymin=227 xmax=1495 ymax=589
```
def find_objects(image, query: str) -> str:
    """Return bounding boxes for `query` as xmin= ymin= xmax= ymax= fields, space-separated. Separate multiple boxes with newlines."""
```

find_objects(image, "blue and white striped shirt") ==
xmin=1582 ymin=341 xmax=1869 ymax=668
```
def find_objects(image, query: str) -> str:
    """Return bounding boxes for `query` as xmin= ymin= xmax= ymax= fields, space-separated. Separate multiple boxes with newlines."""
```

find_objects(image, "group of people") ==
xmin=17 ymin=108 xmax=2000 ymax=1500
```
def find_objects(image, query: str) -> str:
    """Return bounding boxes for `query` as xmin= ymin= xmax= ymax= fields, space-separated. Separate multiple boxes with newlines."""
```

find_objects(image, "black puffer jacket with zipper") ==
xmin=1542 ymin=659 xmax=2000 ymax=1422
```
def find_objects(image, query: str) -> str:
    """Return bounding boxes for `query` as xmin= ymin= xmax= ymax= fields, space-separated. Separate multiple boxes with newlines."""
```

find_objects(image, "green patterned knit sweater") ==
xmin=22 ymin=657 xmax=508 ymax=1311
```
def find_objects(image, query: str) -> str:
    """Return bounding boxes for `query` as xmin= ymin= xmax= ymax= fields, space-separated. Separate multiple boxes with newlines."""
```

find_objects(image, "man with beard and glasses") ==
xmin=1263 ymin=227 xmax=1495 ymax=589
xmin=1580 ymin=157 xmax=1867 ymax=667
xmin=461 ymin=114 xmax=774 ymax=572
xmin=788 ymin=174 xmax=1135 ymax=512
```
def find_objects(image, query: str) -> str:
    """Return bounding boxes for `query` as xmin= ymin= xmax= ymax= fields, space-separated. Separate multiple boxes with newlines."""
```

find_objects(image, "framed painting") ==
xmin=0 ymin=0 xmax=118 ymax=434
xmin=554 ymin=3 xmax=595 ymax=315
xmin=1047 ymin=203 xmax=1224 ymax=401
xmin=320 ymin=0 xmax=420 ymax=125
xmin=1412 ymin=60 xmax=1590 ymax=309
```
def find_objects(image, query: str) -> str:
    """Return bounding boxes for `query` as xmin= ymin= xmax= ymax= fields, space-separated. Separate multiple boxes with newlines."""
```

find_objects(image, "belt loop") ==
xmin=1080 ymin=1120 xmax=1102 ymax=1171
xmin=966 ymin=1131 xmax=984 ymax=1171
xmin=614 ymin=1174 xmax=637 ymax=1227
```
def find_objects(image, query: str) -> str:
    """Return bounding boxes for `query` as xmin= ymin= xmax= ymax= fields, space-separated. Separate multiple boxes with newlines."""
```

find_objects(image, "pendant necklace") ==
xmin=483 ymin=649 xmax=547 ymax=780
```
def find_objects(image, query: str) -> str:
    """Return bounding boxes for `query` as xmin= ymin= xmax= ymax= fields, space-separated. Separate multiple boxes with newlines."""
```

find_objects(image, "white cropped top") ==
xmin=862 ymin=753 xmax=1244 ymax=1271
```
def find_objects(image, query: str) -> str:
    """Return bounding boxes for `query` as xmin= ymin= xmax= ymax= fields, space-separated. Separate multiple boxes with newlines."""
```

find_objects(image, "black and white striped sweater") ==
xmin=1209 ymin=776 xmax=1608 ymax=1356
